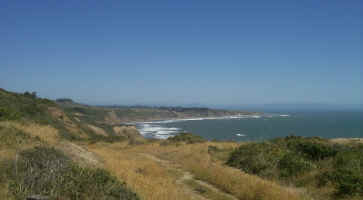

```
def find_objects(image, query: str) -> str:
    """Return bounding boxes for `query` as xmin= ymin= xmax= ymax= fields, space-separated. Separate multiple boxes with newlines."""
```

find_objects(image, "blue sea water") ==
xmin=137 ymin=111 xmax=362 ymax=141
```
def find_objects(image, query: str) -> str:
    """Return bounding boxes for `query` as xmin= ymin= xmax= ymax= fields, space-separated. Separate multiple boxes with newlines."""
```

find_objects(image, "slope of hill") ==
xmin=1 ymin=88 xmax=361 ymax=200
xmin=0 ymin=89 xmax=141 ymax=200
xmin=57 ymin=99 xmax=257 ymax=125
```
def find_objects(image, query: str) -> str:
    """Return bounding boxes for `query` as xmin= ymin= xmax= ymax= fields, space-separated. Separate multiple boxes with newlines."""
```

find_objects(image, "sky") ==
xmin=0 ymin=0 xmax=362 ymax=107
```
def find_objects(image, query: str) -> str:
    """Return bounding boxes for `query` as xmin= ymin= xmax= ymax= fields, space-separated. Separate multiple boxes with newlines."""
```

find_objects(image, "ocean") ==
xmin=136 ymin=111 xmax=363 ymax=141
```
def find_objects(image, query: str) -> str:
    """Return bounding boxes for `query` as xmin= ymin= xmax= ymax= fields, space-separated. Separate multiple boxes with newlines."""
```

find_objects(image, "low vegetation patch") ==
xmin=0 ymin=125 xmax=36 ymax=148
xmin=1 ymin=146 xmax=139 ymax=200
xmin=166 ymin=133 xmax=206 ymax=144
xmin=0 ymin=89 xmax=55 ymax=122
xmin=227 ymin=136 xmax=363 ymax=199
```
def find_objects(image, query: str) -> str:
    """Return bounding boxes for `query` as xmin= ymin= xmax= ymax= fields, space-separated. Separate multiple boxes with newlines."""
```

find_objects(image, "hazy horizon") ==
xmin=1 ymin=1 xmax=361 ymax=107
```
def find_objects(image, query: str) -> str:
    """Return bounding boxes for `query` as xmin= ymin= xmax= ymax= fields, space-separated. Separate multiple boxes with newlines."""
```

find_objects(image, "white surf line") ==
xmin=134 ymin=113 xmax=290 ymax=139
xmin=143 ymin=114 xmax=264 ymax=124
xmin=136 ymin=123 xmax=181 ymax=139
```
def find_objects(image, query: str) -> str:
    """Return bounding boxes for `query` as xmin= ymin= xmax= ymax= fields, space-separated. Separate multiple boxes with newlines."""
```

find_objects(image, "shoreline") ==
xmin=126 ymin=113 xmax=362 ymax=141
xmin=130 ymin=113 xmax=270 ymax=139
xmin=123 ymin=112 xmax=269 ymax=125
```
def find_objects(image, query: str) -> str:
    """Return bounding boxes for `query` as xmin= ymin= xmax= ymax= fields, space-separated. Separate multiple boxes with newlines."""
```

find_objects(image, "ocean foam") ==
xmin=145 ymin=114 xmax=265 ymax=124
xmin=137 ymin=123 xmax=181 ymax=139
xmin=135 ymin=113 xmax=290 ymax=139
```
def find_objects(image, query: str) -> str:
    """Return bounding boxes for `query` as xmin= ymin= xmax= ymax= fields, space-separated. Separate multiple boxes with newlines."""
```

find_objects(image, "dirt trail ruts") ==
xmin=139 ymin=153 xmax=238 ymax=200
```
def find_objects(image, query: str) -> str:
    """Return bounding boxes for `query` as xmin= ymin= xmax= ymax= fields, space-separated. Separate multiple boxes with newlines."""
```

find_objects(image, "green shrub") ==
xmin=5 ymin=146 xmax=139 ymax=200
xmin=278 ymin=153 xmax=315 ymax=178
xmin=227 ymin=142 xmax=286 ymax=177
xmin=334 ymin=151 xmax=362 ymax=170
xmin=167 ymin=133 xmax=206 ymax=144
xmin=88 ymin=135 xmax=127 ymax=144
xmin=315 ymin=147 xmax=363 ymax=197
xmin=227 ymin=136 xmax=363 ymax=199
xmin=277 ymin=136 xmax=338 ymax=161
xmin=296 ymin=142 xmax=337 ymax=161
xmin=331 ymin=150 xmax=363 ymax=197
xmin=0 ymin=89 xmax=55 ymax=123
xmin=316 ymin=170 xmax=333 ymax=187
xmin=0 ymin=107 xmax=21 ymax=120
xmin=332 ymin=168 xmax=363 ymax=197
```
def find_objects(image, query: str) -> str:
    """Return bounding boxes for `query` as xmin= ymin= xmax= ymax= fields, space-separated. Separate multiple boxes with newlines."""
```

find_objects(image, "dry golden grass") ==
xmin=59 ymin=141 xmax=102 ymax=167
xmin=0 ymin=121 xmax=46 ymax=200
xmin=0 ymin=121 xmax=98 ymax=168
xmin=0 ymin=121 xmax=60 ymax=145
xmin=88 ymin=142 xmax=196 ymax=200
xmin=184 ymin=179 xmax=237 ymax=200
xmin=0 ymin=149 xmax=16 ymax=160
xmin=132 ymin=142 xmax=309 ymax=200
xmin=0 ymin=120 xmax=310 ymax=200
xmin=113 ymin=126 xmax=138 ymax=136
xmin=87 ymin=141 xmax=310 ymax=200
xmin=0 ymin=183 xmax=14 ymax=200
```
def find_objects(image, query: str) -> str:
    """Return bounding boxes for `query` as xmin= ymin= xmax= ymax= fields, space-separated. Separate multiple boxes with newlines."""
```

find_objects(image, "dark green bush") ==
xmin=278 ymin=153 xmax=315 ymax=178
xmin=315 ymin=148 xmax=363 ymax=198
xmin=167 ymin=133 xmax=206 ymax=144
xmin=277 ymin=136 xmax=338 ymax=161
xmin=0 ymin=107 xmax=21 ymax=120
xmin=88 ymin=135 xmax=127 ymax=144
xmin=296 ymin=142 xmax=337 ymax=161
xmin=332 ymin=168 xmax=363 ymax=197
xmin=56 ymin=98 xmax=74 ymax=103
xmin=334 ymin=150 xmax=362 ymax=170
xmin=227 ymin=142 xmax=285 ymax=177
xmin=227 ymin=136 xmax=363 ymax=199
xmin=5 ymin=146 xmax=139 ymax=200
xmin=331 ymin=150 xmax=363 ymax=197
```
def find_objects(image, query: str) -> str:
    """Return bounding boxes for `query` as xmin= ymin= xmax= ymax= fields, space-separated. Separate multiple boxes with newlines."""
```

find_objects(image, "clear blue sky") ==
xmin=1 ymin=0 xmax=361 ymax=107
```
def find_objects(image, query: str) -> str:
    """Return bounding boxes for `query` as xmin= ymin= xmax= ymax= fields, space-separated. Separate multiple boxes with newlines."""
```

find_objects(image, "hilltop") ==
xmin=0 ymin=88 xmax=362 ymax=200
xmin=56 ymin=97 xmax=256 ymax=124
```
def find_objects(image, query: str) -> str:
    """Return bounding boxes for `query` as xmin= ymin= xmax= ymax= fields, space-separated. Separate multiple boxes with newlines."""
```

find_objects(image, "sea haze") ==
xmin=136 ymin=111 xmax=363 ymax=141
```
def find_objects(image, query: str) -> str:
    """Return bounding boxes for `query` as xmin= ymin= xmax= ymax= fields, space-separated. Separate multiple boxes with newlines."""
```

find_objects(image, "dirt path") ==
xmin=139 ymin=153 xmax=239 ymax=200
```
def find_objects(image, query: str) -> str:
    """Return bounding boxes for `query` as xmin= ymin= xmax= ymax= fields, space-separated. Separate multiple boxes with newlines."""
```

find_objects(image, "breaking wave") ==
xmin=135 ymin=114 xmax=289 ymax=139
xmin=136 ymin=123 xmax=181 ymax=139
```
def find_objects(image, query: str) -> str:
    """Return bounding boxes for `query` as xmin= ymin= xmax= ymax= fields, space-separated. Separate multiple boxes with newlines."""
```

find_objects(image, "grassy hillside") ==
xmin=0 ymin=121 xmax=139 ymax=200
xmin=1 ymin=88 xmax=361 ymax=200
xmin=0 ymin=89 xmax=143 ymax=199
xmin=0 ymin=89 xmax=55 ymax=122
xmin=57 ymin=99 xmax=255 ymax=125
